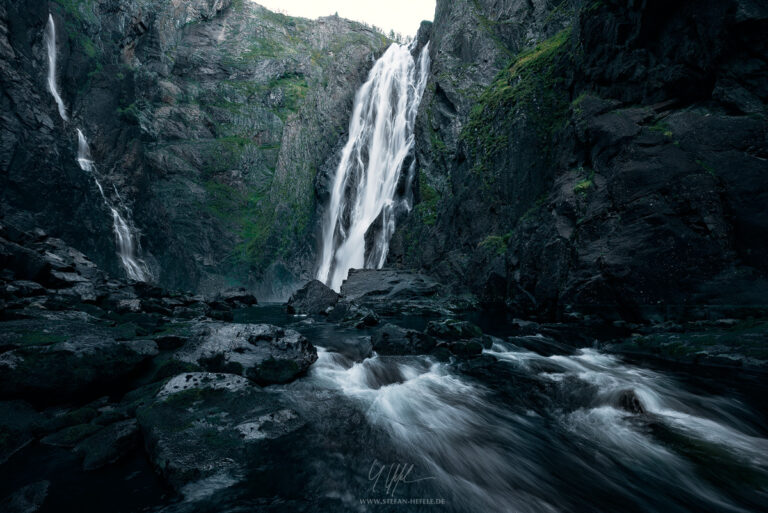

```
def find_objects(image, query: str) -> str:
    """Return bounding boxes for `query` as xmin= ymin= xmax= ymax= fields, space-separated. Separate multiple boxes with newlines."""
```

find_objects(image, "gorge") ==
xmin=1 ymin=1 xmax=767 ymax=512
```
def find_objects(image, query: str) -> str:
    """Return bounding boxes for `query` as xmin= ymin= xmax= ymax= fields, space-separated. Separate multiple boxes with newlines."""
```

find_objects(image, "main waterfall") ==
xmin=76 ymin=130 xmax=151 ymax=282
xmin=45 ymin=14 xmax=68 ymax=122
xmin=317 ymin=42 xmax=431 ymax=292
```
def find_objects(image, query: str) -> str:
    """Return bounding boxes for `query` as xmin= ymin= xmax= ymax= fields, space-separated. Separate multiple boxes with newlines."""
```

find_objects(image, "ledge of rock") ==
xmin=174 ymin=324 xmax=318 ymax=385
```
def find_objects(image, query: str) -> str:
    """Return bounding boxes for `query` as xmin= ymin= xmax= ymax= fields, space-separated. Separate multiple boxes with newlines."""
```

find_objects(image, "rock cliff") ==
xmin=1 ymin=0 xmax=388 ymax=297
xmin=392 ymin=0 xmax=768 ymax=322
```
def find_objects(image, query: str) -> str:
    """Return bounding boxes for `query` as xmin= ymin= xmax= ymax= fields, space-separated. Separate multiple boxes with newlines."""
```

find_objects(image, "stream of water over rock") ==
xmin=45 ymin=15 xmax=150 ymax=282
xmin=317 ymin=42 xmax=431 ymax=292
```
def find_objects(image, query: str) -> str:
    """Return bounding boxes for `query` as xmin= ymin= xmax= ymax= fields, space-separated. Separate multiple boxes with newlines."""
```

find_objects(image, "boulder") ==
xmin=75 ymin=419 xmax=140 ymax=470
xmin=286 ymin=280 xmax=339 ymax=315
xmin=426 ymin=319 xmax=482 ymax=341
xmin=371 ymin=324 xmax=436 ymax=355
xmin=0 ymin=334 xmax=158 ymax=402
xmin=175 ymin=323 xmax=318 ymax=385
xmin=136 ymin=373 xmax=304 ymax=498
xmin=339 ymin=269 xmax=456 ymax=317
xmin=216 ymin=288 xmax=258 ymax=307
xmin=326 ymin=301 xmax=380 ymax=328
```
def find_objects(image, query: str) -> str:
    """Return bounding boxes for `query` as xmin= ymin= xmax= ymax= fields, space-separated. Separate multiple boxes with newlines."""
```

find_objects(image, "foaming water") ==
xmin=284 ymin=337 xmax=768 ymax=512
xmin=317 ymin=42 xmax=431 ymax=291
xmin=310 ymin=349 xmax=564 ymax=512
xmin=45 ymin=14 xmax=68 ymax=122
xmin=76 ymin=129 xmax=151 ymax=281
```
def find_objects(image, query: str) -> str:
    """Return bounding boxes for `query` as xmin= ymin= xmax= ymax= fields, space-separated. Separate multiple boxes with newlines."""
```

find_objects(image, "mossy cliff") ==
xmin=1 ymin=0 xmax=388 ymax=297
xmin=390 ymin=0 xmax=768 ymax=322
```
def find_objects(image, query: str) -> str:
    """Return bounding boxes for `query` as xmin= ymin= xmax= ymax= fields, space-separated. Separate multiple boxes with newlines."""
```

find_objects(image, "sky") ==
xmin=252 ymin=0 xmax=436 ymax=37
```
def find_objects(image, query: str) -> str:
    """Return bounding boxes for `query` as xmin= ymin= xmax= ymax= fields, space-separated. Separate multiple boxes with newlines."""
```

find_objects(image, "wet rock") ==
xmin=216 ymin=288 xmax=258 ymax=308
xmin=426 ymin=319 xmax=482 ymax=341
xmin=0 ymin=481 xmax=49 ymax=513
xmin=0 ymin=334 xmax=158 ymax=402
xmin=136 ymin=373 xmax=304 ymax=497
xmin=175 ymin=324 xmax=318 ymax=385
xmin=444 ymin=339 xmax=484 ymax=357
xmin=371 ymin=324 xmax=436 ymax=355
xmin=75 ymin=419 xmax=140 ymax=470
xmin=6 ymin=281 xmax=46 ymax=298
xmin=617 ymin=390 xmax=646 ymax=415
xmin=339 ymin=269 xmax=460 ymax=317
xmin=153 ymin=334 xmax=189 ymax=350
xmin=286 ymin=280 xmax=339 ymax=315
xmin=326 ymin=301 xmax=380 ymax=328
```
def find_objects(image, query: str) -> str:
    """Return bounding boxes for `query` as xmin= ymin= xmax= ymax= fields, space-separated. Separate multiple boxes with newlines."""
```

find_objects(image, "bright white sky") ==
xmin=252 ymin=0 xmax=436 ymax=37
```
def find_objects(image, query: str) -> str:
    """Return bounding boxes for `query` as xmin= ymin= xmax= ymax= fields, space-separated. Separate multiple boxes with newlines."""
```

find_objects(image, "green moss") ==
xmin=116 ymin=102 xmax=140 ymax=123
xmin=461 ymin=28 xmax=573 ymax=181
xmin=17 ymin=331 xmax=66 ymax=347
xmin=573 ymin=167 xmax=595 ymax=194
xmin=696 ymin=160 xmax=717 ymax=177
xmin=41 ymin=423 xmax=101 ymax=447
xmin=53 ymin=0 xmax=98 ymax=23
xmin=649 ymin=120 xmax=674 ymax=138
xmin=478 ymin=234 xmax=511 ymax=256
xmin=415 ymin=171 xmax=439 ymax=226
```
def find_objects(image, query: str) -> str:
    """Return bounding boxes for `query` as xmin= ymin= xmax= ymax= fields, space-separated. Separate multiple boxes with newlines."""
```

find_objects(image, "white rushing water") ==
xmin=301 ymin=341 xmax=768 ymax=512
xmin=317 ymin=42 xmax=431 ymax=292
xmin=45 ymin=14 xmax=68 ymax=122
xmin=77 ymin=129 xmax=151 ymax=282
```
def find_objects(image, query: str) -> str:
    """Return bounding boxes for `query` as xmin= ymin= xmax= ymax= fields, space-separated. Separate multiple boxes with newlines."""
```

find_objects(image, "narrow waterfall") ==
xmin=317 ymin=42 xmax=431 ymax=292
xmin=76 ymin=129 xmax=151 ymax=282
xmin=45 ymin=14 xmax=68 ymax=122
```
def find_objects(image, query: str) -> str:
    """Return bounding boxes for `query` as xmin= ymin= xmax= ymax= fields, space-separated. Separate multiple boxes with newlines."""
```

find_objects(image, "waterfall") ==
xmin=317 ymin=42 xmax=431 ymax=292
xmin=76 ymin=129 xmax=151 ymax=282
xmin=45 ymin=14 xmax=68 ymax=122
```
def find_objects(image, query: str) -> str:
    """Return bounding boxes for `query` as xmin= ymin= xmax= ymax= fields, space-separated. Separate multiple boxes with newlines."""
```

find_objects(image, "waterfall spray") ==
xmin=76 ymin=129 xmax=151 ymax=282
xmin=317 ymin=42 xmax=431 ymax=291
xmin=45 ymin=14 xmax=68 ymax=122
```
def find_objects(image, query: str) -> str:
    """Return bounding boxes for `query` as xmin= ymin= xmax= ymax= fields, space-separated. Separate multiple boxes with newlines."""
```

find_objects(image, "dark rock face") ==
xmin=136 ymin=372 xmax=303 ymax=497
xmin=174 ymin=323 xmax=318 ymax=385
xmin=286 ymin=279 xmax=339 ymax=315
xmin=1 ymin=0 xmax=389 ymax=293
xmin=391 ymin=0 xmax=768 ymax=322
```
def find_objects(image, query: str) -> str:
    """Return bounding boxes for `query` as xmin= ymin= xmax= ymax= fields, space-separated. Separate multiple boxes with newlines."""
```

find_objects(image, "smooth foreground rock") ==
xmin=286 ymin=280 xmax=339 ymax=315
xmin=175 ymin=324 xmax=318 ymax=385
xmin=136 ymin=373 xmax=304 ymax=498
xmin=0 ymin=335 xmax=158 ymax=402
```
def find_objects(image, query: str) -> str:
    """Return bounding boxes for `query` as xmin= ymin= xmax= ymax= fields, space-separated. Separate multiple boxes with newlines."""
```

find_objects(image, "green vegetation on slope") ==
xmin=461 ymin=28 xmax=573 ymax=179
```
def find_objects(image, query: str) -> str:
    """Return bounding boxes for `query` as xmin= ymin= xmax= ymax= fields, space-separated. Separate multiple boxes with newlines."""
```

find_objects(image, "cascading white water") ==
xmin=317 ymin=42 xmax=431 ymax=292
xmin=45 ymin=14 xmax=68 ymax=122
xmin=76 ymin=129 xmax=151 ymax=282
